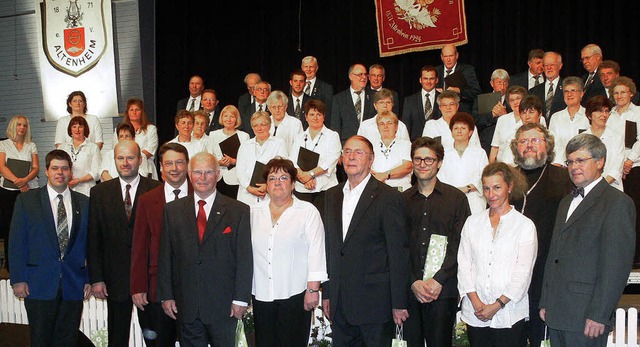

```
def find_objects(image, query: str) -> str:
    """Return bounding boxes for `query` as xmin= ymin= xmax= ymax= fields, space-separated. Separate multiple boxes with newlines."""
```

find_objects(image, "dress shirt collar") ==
xmin=164 ymin=180 xmax=189 ymax=202
xmin=119 ymin=174 xmax=141 ymax=201
xmin=350 ymin=86 xmax=364 ymax=95
xmin=47 ymin=184 xmax=71 ymax=204
xmin=343 ymin=173 xmax=372 ymax=194
xmin=194 ymin=189 xmax=217 ymax=218
xmin=406 ymin=179 xmax=444 ymax=199
xmin=576 ymin=176 xmax=603 ymax=200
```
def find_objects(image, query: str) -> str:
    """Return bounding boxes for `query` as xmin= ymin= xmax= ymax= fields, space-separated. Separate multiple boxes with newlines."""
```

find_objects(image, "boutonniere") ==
xmin=223 ymin=226 xmax=232 ymax=234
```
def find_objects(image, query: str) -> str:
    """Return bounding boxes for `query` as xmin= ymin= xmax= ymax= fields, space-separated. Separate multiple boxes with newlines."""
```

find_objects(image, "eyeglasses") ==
xmin=190 ymin=170 xmax=216 ymax=178
xmin=342 ymin=149 xmax=371 ymax=157
xmin=412 ymin=156 xmax=437 ymax=166
xmin=517 ymin=138 xmax=546 ymax=146
xmin=564 ymin=88 xmax=582 ymax=94
xmin=267 ymin=175 xmax=291 ymax=182
xmin=565 ymin=157 xmax=593 ymax=167
xmin=351 ymin=73 xmax=368 ymax=78
xmin=440 ymin=102 xmax=458 ymax=108
xmin=163 ymin=159 xmax=187 ymax=167
xmin=255 ymin=87 xmax=270 ymax=93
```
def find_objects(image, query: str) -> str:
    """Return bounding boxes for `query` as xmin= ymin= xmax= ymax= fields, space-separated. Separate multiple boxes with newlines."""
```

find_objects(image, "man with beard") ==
xmin=509 ymin=123 xmax=573 ymax=347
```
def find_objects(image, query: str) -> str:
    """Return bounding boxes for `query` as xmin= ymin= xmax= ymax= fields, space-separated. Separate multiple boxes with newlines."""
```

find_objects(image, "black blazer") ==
xmin=309 ymin=79 xmax=334 ymax=126
xmin=157 ymin=193 xmax=253 ymax=324
xmin=581 ymin=70 xmax=607 ymax=107
xmin=540 ymin=179 xmax=636 ymax=332
xmin=88 ymin=176 xmax=161 ymax=302
xmin=287 ymin=93 xmax=316 ymax=129
xmin=530 ymin=79 xmax=565 ymax=124
xmin=472 ymin=93 xmax=512 ymax=153
xmin=205 ymin=107 xmax=223 ymax=135
xmin=402 ymin=90 xmax=442 ymax=141
xmin=176 ymin=97 xmax=204 ymax=112
xmin=330 ymin=88 xmax=376 ymax=144
xmin=322 ymin=177 xmax=410 ymax=325
xmin=436 ymin=63 xmax=481 ymax=113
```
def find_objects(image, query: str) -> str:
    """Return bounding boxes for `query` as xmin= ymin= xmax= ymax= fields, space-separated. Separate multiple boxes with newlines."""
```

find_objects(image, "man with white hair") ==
xmin=472 ymin=69 xmax=512 ymax=154
xmin=302 ymin=56 xmax=334 ymax=124
xmin=580 ymin=44 xmax=606 ymax=106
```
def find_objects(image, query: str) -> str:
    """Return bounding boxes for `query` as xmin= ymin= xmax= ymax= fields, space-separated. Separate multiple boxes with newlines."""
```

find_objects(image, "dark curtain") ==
xmin=156 ymin=0 xmax=640 ymax=145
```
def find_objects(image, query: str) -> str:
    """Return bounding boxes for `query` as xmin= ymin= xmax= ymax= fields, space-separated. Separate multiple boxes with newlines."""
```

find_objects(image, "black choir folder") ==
xmin=444 ymin=70 xmax=468 ymax=89
xmin=219 ymin=133 xmax=241 ymax=159
xmin=477 ymin=92 xmax=502 ymax=115
xmin=250 ymin=161 xmax=266 ymax=187
xmin=297 ymin=147 xmax=320 ymax=171
xmin=2 ymin=158 xmax=30 ymax=189
xmin=626 ymin=121 xmax=638 ymax=149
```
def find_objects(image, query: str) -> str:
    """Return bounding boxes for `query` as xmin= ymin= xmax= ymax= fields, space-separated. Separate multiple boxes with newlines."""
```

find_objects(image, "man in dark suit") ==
xmin=287 ymin=69 xmax=315 ymax=129
xmin=580 ymin=44 xmax=606 ymax=107
xmin=402 ymin=137 xmax=471 ymax=347
xmin=9 ymin=150 xmax=90 ymax=346
xmin=510 ymin=123 xmax=573 ymax=347
xmin=176 ymin=75 xmax=205 ymax=112
xmin=540 ymin=134 xmax=636 ymax=346
xmin=130 ymin=143 xmax=192 ymax=347
xmin=201 ymin=89 xmax=222 ymax=134
xmin=369 ymin=64 xmax=400 ymax=115
xmin=157 ymin=152 xmax=252 ymax=346
xmin=331 ymin=63 xmax=376 ymax=144
xmin=403 ymin=65 xmax=442 ymax=141
xmin=237 ymin=73 xmax=261 ymax=130
xmin=435 ymin=44 xmax=481 ymax=113
xmin=510 ymin=49 xmax=545 ymax=91
xmin=240 ymin=80 xmax=271 ymax=137
xmin=88 ymin=140 xmax=161 ymax=347
xmin=322 ymin=135 xmax=410 ymax=346
xmin=302 ymin=56 xmax=334 ymax=125
xmin=472 ymin=69 xmax=512 ymax=155
xmin=530 ymin=52 xmax=566 ymax=124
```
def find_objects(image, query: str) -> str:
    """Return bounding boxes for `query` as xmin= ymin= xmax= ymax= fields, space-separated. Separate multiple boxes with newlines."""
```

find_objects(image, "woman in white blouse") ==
xmin=55 ymin=90 xmax=104 ymax=149
xmin=236 ymin=111 xmax=288 ymax=206
xmin=250 ymin=158 xmax=327 ymax=347
xmin=371 ymin=111 xmax=412 ymax=191
xmin=458 ymin=162 xmax=537 ymax=346
xmin=268 ymin=90 xmax=303 ymax=150
xmin=60 ymin=116 xmax=101 ymax=197
xmin=548 ymin=77 xmax=590 ymax=165
xmin=0 ymin=115 xmax=39 ymax=269
xmin=438 ymin=112 xmax=488 ymax=213
xmin=289 ymin=99 xmax=341 ymax=207
xmin=583 ymin=95 xmax=625 ymax=191
xmin=209 ymin=105 xmax=250 ymax=198
xmin=118 ymin=98 xmax=158 ymax=179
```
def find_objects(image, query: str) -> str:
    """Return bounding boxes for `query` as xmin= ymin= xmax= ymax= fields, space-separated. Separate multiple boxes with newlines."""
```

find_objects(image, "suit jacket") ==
xmin=9 ymin=187 xmax=89 ymax=301
xmin=157 ymin=193 xmax=253 ymax=324
xmin=540 ymin=179 xmax=636 ymax=332
xmin=309 ymin=79 xmax=334 ymax=126
xmin=530 ymin=79 xmax=565 ymax=124
xmin=130 ymin=183 xmax=193 ymax=303
xmin=176 ymin=97 xmax=204 ymax=112
xmin=322 ymin=177 xmax=410 ymax=325
xmin=510 ymin=71 xmax=545 ymax=91
xmin=238 ymin=92 xmax=254 ymax=137
xmin=402 ymin=90 xmax=442 ymax=141
xmin=205 ymin=106 xmax=223 ymax=135
xmin=287 ymin=93 xmax=316 ymax=129
xmin=88 ymin=176 xmax=161 ymax=302
xmin=436 ymin=63 xmax=481 ymax=113
xmin=581 ymin=70 xmax=606 ymax=107
xmin=330 ymin=88 xmax=376 ymax=144
xmin=472 ymin=93 xmax=513 ymax=153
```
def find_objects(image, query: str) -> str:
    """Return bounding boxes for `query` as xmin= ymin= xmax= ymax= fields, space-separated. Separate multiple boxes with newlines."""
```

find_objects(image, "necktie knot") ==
xmin=446 ymin=69 xmax=453 ymax=75
xmin=173 ymin=189 xmax=181 ymax=201
xmin=572 ymin=186 xmax=585 ymax=198
xmin=198 ymin=200 xmax=206 ymax=208
xmin=58 ymin=194 xmax=63 ymax=201
xmin=354 ymin=90 xmax=362 ymax=96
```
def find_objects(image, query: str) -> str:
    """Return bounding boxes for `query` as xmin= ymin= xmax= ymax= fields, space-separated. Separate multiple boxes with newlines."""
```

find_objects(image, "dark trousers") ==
xmin=331 ymin=298 xmax=394 ymax=347
xmin=107 ymin=297 xmax=133 ymax=347
xmin=24 ymin=293 xmax=83 ymax=347
xmin=253 ymin=291 xmax=311 ymax=347
xmin=466 ymin=318 xmax=527 ymax=347
xmin=549 ymin=327 xmax=608 ymax=347
xmin=0 ymin=187 xmax=20 ymax=270
xmin=136 ymin=301 xmax=177 ymax=347
xmin=526 ymin=298 xmax=545 ymax=347
xmin=404 ymin=297 xmax=457 ymax=347
xmin=623 ymin=167 xmax=640 ymax=265
xmin=179 ymin=315 xmax=236 ymax=347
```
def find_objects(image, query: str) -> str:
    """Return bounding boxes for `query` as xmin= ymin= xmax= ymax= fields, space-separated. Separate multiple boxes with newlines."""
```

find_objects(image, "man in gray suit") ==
xmin=539 ymin=133 xmax=636 ymax=347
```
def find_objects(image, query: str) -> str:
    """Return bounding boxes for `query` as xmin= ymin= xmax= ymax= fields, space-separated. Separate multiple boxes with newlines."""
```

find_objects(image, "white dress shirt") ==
xmin=186 ymin=95 xmax=202 ymax=111
xmin=168 ymin=136 xmax=206 ymax=161
xmin=0 ymin=139 xmax=38 ymax=189
xmin=163 ymin=180 xmax=189 ymax=202
xmin=458 ymin=208 xmax=537 ymax=328
xmin=567 ymin=177 xmax=603 ymax=220
xmin=342 ymin=174 xmax=372 ymax=240
xmin=289 ymin=126 xmax=341 ymax=193
xmin=55 ymin=114 xmax=104 ymax=146
xmin=270 ymin=114 xmax=303 ymax=150
xmin=47 ymin=184 xmax=73 ymax=236
xmin=583 ymin=127 xmax=625 ymax=191
xmin=357 ymin=116 xmax=411 ymax=144
xmin=236 ymin=136 xmax=288 ymax=206
xmin=119 ymin=175 xmax=141 ymax=203
xmin=60 ymin=139 xmax=101 ymax=197
xmin=209 ymin=129 xmax=250 ymax=185
xmin=549 ymin=107 xmax=590 ymax=164
xmin=305 ymin=77 xmax=317 ymax=96
xmin=371 ymin=138 xmax=412 ymax=191
xmin=438 ymin=146 xmax=488 ymax=214
xmin=527 ymin=71 xmax=543 ymax=90
xmin=422 ymin=117 xmax=481 ymax=150
xmin=251 ymin=197 xmax=328 ymax=301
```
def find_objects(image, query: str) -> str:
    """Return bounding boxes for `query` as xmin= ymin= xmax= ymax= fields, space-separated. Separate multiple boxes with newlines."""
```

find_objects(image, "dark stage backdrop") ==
xmin=156 ymin=0 xmax=640 ymax=145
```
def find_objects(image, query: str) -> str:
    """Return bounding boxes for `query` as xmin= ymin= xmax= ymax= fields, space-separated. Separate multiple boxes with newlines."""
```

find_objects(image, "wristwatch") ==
xmin=309 ymin=170 xmax=316 ymax=179
xmin=307 ymin=288 xmax=320 ymax=293
xmin=496 ymin=297 xmax=506 ymax=309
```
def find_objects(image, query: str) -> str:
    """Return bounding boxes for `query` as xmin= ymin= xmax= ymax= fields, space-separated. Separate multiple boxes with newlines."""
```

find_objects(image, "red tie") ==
xmin=197 ymin=200 xmax=207 ymax=242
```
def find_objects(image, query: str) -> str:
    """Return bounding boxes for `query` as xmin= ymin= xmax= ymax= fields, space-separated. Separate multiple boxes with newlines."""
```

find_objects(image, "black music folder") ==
xmin=296 ymin=147 xmax=320 ymax=171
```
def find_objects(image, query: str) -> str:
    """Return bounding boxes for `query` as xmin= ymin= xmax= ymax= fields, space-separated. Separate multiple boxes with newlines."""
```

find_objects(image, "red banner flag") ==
xmin=375 ymin=0 xmax=468 ymax=57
